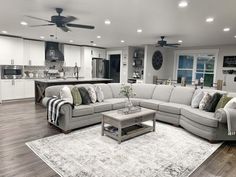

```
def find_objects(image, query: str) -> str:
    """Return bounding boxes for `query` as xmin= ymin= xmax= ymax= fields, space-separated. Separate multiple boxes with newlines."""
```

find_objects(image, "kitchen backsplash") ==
xmin=24 ymin=61 xmax=76 ymax=78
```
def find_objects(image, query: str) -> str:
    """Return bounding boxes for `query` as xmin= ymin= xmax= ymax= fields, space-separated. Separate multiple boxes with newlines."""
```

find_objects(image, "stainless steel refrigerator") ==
xmin=92 ymin=58 xmax=110 ymax=78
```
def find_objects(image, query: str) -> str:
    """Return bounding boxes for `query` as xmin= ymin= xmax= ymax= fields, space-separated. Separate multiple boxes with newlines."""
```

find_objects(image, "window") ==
xmin=175 ymin=50 xmax=217 ymax=87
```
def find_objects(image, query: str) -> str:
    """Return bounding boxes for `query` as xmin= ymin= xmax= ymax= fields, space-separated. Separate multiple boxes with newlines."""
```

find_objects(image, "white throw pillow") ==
xmin=87 ymin=86 xmax=97 ymax=103
xmin=95 ymin=86 xmax=104 ymax=102
xmin=199 ymin=92 xmax=212 ymax=110
xmin=60 ymin=86 xmax=73 ymax=104
xmin=191 ymin=89 xmax=204 ymax=108
xmin=224 ymin=97 xmax=236 ymax=109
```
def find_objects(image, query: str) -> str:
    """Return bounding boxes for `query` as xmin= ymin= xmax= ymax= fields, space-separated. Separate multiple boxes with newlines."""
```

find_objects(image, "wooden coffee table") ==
xmin=101 ymin=107 xmax=156 ymax=144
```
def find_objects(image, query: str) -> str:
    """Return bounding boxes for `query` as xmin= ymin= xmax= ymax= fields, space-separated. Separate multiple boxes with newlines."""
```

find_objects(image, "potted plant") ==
xmin=120 ymin=84 xmax=135 ymax=110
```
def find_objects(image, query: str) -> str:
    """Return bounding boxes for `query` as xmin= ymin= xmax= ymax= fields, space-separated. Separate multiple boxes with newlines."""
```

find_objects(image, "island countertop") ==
xmin=34 ymin=78 xmax=112 ymax=104
xmin=35 ymin=78 xmax=112 ymax=84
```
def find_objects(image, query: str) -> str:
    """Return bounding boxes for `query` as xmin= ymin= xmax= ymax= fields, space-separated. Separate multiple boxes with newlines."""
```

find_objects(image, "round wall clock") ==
xmin=152 ymin=50 xmax=163 ymax=70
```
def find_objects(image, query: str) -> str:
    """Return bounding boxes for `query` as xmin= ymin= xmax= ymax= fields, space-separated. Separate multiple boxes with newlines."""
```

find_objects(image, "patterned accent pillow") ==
xmin=199 ymin=92 xmax=212 ymax=110
xmin=87 ymin=86 xmax=97 ymax=103
xmin=191 ymin=89 xmax=204 ymax=108
xmin=71 ymin=87 xmax=82 ymax=106
xmin=59 ymin=86 xmax=73 ymax=104
xmin=95 ymin=86 xmax=104 ymax=102
xmin=78 ymin=87 xmax=91 ymax=105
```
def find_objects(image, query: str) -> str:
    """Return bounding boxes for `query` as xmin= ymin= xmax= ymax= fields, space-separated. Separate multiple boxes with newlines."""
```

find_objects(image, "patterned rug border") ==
xmin=26 ymin=124 xmax=223 ymax=177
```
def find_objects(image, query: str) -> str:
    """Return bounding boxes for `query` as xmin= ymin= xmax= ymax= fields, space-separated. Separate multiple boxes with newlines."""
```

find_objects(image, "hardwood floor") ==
xmin=0 ymin=101 xmax=236 ymax=177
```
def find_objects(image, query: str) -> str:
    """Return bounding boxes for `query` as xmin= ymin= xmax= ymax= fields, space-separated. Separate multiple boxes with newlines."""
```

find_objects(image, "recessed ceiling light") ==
xmin=93 ymin=43 xmax=97 ymax=46
xmin=2 ymin=30 xmax=7 ymax=34
xmin=178 ymin=1 xmax=188 ymax=8
xmin=206 ymin=17 xmax=214 ymax=23
xmin=223 ymin=28 xmax=230 ymax=32
xmin=20 ymin=21 xmax=28 ymax=26
xmin=104 ymin=19 xmax=111 ymax=25
xmin=69 ymin=40 xmax=73 ymax=43
xmin=121 ymin=40 xmax=125 ymax=43
xmin=178 ymin=40 xmax=183 ymax=43
xmin=40 ymin=36 xmax=45 ymax=39
xmin=137 ymin=29 xmax=142 ymax=33
xmin=234 ymin=36 xmax=236 ymax=38
xmin=97 ymin=35 xmax=101 ymax=39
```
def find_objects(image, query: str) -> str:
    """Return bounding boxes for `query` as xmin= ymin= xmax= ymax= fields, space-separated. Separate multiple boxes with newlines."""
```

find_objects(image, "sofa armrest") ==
xmin=214 ymin=108 xmax=227 ymax=124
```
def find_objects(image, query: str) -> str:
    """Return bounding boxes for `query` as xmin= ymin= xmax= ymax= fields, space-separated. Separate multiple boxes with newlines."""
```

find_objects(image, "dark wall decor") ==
xmin=152 ymin=50 xmax=163 ymax=70
xmin=223 ymin=56 xmax=236 ymax=67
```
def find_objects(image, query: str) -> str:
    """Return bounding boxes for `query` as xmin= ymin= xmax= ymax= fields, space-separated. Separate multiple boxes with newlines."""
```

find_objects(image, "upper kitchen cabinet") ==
xmin=92 ymin=48 xmax=106 ymax=58
xmin=64 ymin=44 xmax=81 ymax=67
xmin=0 ymin=36 xmax=23 ymax=65
xmin=23 ymin=40 xmax=45 ymax=66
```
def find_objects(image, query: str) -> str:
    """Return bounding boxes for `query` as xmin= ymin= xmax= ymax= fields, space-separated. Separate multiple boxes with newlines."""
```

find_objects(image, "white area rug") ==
xmin=26 ymin=122 xmax=222 ymax=177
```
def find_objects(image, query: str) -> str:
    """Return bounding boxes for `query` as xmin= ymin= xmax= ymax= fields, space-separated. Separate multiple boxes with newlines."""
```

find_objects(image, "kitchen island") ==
xmin=34 ymin=78 xmax=112 ymax=104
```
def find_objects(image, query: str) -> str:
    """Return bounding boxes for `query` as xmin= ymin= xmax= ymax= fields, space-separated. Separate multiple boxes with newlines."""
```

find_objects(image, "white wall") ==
xmin=143 ymin=45 xmax=174 ymax=84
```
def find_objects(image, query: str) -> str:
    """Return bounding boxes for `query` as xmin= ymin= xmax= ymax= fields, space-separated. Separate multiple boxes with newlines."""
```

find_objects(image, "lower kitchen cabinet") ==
xmin=1 ymin=79 xmax=35 ymax=101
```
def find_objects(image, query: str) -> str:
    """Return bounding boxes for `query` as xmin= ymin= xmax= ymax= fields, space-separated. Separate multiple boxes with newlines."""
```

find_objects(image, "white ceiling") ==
xmin=0 ymin=0 xmax=236 ymax=48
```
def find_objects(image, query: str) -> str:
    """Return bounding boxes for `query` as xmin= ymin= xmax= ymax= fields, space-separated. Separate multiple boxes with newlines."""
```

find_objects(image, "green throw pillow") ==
xmin=71 ymin=87 xmax=82 ymax=106
xmin=215 ymin=95 xmax=232 ymax=110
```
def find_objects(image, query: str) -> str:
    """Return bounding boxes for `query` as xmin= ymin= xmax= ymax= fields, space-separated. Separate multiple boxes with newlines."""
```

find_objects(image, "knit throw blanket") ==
xmin=224 ymin=108 xmax=236 ymax=136
xmin=47 ymin=97 xmax=72 ymax=126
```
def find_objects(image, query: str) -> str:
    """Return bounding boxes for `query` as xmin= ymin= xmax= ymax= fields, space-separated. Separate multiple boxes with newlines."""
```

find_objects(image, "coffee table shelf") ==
xmin=101 ymin=108 xmax=156 ymax=144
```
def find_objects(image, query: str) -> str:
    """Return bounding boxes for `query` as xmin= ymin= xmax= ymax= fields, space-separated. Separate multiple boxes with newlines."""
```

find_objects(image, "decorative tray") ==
xmin=117 ymin=106 xmax=141 ymax=115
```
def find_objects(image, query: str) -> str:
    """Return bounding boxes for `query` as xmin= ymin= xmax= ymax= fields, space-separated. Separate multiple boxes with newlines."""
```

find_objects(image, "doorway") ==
xmin=109 ymin=54 xmax=121 ymax=83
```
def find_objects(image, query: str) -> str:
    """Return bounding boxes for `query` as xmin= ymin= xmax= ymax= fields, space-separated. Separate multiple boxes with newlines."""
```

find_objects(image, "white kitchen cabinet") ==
xmin=1 ymin=79 xmax=25 ymax=100
xmin=64 ymin=44 xmax=81 ymax=67
xmin=23 ymin=40 xmax=45 ymax=66
xmin=81 ymin=47 xmax=92 ymax=78
xmin=0 ymin=36 xmax=23 ymax=65
xmin=24 ymin=79 xmax=35 ymax=98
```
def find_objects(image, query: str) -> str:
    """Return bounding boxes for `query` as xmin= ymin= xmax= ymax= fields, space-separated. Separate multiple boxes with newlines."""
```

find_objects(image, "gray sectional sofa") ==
xmin=42 ymin=83 xmax=236 ymax=141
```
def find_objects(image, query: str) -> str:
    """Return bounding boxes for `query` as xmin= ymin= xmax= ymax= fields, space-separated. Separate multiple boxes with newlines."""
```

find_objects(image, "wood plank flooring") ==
xmin=0 ymin=101 xmax=236 ymax=177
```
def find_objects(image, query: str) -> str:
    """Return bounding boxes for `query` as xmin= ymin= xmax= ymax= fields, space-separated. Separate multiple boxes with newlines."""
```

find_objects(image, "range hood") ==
xmin=45 ymin=42 xmax=64 ymax=61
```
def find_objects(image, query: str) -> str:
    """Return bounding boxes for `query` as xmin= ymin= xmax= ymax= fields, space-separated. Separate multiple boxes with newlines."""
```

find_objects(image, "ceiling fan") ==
xmin=26 ymin=8 xmax=95 ymax=32
xmin=156 ymin=36 xmax=181 ymax=47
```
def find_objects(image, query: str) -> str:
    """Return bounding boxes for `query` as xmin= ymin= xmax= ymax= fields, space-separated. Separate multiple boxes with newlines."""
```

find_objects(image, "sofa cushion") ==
xmin=205 ymin=93 xmax=222 ymax=112
xmin=215 ymin=95 xmax=233 ymax=110
xmin=169 ymin=87 xmax=195 ymax=105
xmin=92 ymin=102 xmax=112 ymax=113
xmin=191 ymin=89 xmax=204 ymax=108
xmin=87 ymin=86 xmax=97 ymax=103
xmin=78 ymin=87 xmax=91 ymax=105
xmin=104 ymin=98 xmax=126 ymax=110
xmin=140 ymin=99 xmax=166 ymax=110
xmin=94 ymin=85 xmax=104 ymax=102
xmin=45 ymin=85 xmax=73 ymax=97
xmin=152 ymin=85 xmax=174 ymax=102
xmin=132 ymin=84 xmax=156 ymax=99
xmin=159 ymin=102 xmax=189 ymax=115
xmin=59 ymin=86 xmax=73 ymax=104
xmin=199 ymin=92 xmax=212 ymax=110
xmin=181 ymin=107 xmax=218 ymax=128
xmin=108 ymin=83 xmax=126 ymax=98
xmin=72 ymin=105 xmax=94 ymax=117
xmin=93 ymin=84 xmax=113 ymax=99
xmin=71 ymin=87 xmax=82 ymax=106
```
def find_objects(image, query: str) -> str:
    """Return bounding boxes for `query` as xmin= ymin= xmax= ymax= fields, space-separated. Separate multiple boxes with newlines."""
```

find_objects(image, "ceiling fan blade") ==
xmin=26 ymin=15 xmax=51 ymax=23
xmin=67 ymin=23 xmax=95 ymax=29
xmin=59 ymin=26 xmax=70 ymax=32
xmin=29 ymin=24 xmax=55 ymax=27
xmin=62 ymin=16 xmax=77 ymax=23
xmin=166 ymin=43 xmax=181 ymax=46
